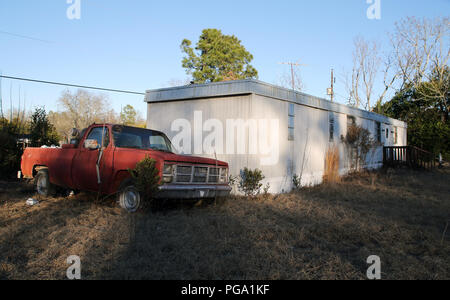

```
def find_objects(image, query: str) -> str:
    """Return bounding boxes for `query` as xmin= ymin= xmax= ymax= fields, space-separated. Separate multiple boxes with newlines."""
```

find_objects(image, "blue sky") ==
xmin=0 ymin=0 xmax=449 ymax=116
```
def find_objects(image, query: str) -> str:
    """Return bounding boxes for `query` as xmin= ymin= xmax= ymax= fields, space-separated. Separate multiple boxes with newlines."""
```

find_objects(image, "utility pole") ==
xmin=279 ymin=61 xmax=307 ymax=91
xmin=327 ymin=68 xmax=336 ymax=102
xmin=331 ymin=68 xmax=334 ymax=102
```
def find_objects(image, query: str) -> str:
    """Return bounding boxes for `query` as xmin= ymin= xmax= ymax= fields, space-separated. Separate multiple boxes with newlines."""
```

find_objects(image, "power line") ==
xmin=0 ymin=75 xmax=146 ymax=96
xmin=0 ymin=30 xmax=52 ymax=44
xmin=333 ymin=92 xmax=349 ymax=104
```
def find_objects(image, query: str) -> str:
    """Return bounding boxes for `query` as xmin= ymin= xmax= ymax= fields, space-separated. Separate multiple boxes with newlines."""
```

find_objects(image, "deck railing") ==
xmin=383 ymin=146 xmax=435 ymax=170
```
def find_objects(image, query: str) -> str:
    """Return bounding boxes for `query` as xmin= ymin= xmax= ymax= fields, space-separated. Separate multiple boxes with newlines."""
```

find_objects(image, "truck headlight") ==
xmin=163 ymin=176 xmax=173 ymax=183
xmin=219 ymin=168 xmax=228 ymax=183
xmin=163 ymin=164 xmax=174 ymax=183
xmin=163 ymin=164 xmax=174 ymax=175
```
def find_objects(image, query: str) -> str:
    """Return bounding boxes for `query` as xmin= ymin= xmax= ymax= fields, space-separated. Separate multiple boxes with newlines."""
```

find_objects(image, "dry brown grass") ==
xmin=323 ymin=146 xmax=340 ymax=184
xmin=0 ymin=167 xmax=449 ymax=280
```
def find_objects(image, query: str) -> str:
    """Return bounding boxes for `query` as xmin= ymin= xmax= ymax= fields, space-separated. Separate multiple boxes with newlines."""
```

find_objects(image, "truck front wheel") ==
xmin=35 ymin=169 xmax=56 ymax=197
xmin=118 ymin=181 xmax=141 ymax=213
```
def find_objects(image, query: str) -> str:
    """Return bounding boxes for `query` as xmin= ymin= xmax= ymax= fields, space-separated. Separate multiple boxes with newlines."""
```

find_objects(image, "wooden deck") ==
xmin=383 ymin=146 xmax=436 ymax=170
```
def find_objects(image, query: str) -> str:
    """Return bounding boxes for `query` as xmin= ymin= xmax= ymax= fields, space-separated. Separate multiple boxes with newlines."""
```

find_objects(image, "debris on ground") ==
xmin=26 ymin=198 xmax=39 ymax=206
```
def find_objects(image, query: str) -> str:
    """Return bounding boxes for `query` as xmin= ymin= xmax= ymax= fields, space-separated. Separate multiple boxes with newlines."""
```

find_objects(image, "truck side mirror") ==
xmin=84 ymin=139 xmax=99 ymax=150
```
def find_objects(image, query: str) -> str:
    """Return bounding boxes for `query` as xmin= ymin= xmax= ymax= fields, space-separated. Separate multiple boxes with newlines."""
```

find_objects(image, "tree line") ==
xmin=0 ymin=89 xmax=145 ymax=179
xmin=179 ymin=19 xmax=449 ymax=159
xmin=48 ymin=89 xmax=145 ymax=141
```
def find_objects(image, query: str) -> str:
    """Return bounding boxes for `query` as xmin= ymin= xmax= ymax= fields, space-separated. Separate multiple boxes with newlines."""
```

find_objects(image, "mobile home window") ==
xmin=288 ymin=103 xmax=295 ymax=141
xmin=376 ymin=122 xmax=381 ymax=143
xmin=347 ymin=116 xmax=356 ymax=128
xmin=329 ymin=113 xmax=335 ymax=142
xmin=386 ymin=128 xmax=389 ymax=139
xmin=394 ymin=127 xmax=398 ymax=144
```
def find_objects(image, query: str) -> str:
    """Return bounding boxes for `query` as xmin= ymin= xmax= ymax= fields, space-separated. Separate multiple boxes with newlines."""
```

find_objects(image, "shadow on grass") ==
xmin=90 ymin=199 xmax=369 ymax=280
xmin=93 ymin=168 xmax=450 ymax=280
xmin=1 ymin=167 xmax=449 ymax=280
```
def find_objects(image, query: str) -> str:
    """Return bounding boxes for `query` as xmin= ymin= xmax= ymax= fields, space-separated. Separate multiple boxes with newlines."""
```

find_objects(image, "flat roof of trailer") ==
xmin=145 ymin=79 xmax=406 ymax=128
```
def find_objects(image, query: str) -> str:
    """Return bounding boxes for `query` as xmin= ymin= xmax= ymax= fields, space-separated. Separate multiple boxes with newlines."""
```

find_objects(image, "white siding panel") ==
xmin=146 ymin=92 xmax=408 ymax=194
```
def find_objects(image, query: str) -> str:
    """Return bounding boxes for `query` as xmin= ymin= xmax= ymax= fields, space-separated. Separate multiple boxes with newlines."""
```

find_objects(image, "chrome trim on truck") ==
xmin=172 ymin=165 xmax=228 ymax=184
xmin=155 ymin=184 xmax=232 ymax=200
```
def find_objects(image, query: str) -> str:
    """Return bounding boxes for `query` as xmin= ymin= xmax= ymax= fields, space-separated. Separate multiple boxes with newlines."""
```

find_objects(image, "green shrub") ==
xmin=128 ymin=156 xmax=161 ymax=200
xmin=345 ymin=124 xmax=379 ymax=171
xmin=0 ymin=120 xmax=22 ymax=180
xmin=293 ymin=174 xmax=301 ymax=190
xmin=30 ymin=107 xmax=60 ymax=147
xmin=239 ymin=168 xmax=265 ymax=197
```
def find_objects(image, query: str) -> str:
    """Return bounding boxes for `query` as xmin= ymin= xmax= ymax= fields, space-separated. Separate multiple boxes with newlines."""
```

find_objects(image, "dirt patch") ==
xmin=0 ymin=167 xmax=449 ymax=280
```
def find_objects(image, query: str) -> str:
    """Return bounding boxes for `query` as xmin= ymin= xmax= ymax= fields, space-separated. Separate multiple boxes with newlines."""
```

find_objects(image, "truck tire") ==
xmin=118 ymin=180 xmax=141 ymax=213
xmin=35 ymin=169 xmax=56 ymax=197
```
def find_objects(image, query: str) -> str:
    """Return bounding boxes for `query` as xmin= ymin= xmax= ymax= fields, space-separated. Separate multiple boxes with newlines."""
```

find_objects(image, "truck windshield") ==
xmin=112 ymin=125 xmax=175 ymax=153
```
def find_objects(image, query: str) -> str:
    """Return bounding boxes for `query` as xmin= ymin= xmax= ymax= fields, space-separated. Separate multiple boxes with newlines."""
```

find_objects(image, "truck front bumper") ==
xmin=155 ymin=184 xmax=232 ymax=200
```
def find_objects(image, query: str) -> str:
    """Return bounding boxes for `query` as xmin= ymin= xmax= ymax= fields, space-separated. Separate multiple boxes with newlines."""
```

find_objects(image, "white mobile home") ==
xmin=145 ymin=80 xmax=407 ymax=194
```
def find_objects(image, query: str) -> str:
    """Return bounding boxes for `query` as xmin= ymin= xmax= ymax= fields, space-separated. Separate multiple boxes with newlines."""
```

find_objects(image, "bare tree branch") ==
xmin=345 ymin=36 xmax=381 ymax=111
xmin=278 ymin=66 xmax=304 ymax=92
xmin=390 ymin=17 xmax=449 ymax=121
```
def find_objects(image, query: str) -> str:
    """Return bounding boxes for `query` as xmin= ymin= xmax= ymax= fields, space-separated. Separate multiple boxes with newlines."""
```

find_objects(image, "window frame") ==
xmin=394 ymin=126 xmax=398 ymax=145
xmin=84 ymin=126 xmax=110 ymax=149
xmin=111 ymin=125 xmax=175 ymax=153
xmin=329 ymin=113 xmax=335 ymax=142
xmin=376 ymin=122 xmax=381 ymax=143
xmin=347 ymin=115 xmax=356 ymax=128
xmin=288 ymin=103 xmax=295 ymax=141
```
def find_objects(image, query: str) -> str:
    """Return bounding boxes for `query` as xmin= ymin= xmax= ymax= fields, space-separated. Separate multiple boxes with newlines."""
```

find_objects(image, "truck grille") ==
xmin=193 ymin=167 xmax=208 ymax=183
xmin=176 ymin=175 xmax=192 ymax=183
xmin=174 ymin=165 xmax=226 ymax=184
xmin=208 ymin=168 xmax=220 ymax=183
xmin=176 ymin=166 xmax=193 ymax=183
xmin=177 ymin=166 xmax=192 ymax=175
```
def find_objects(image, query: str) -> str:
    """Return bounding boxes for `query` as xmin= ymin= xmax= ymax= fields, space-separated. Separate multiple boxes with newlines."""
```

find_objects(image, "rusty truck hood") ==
xmin=116 ymin=148 xmax=228 ymax=167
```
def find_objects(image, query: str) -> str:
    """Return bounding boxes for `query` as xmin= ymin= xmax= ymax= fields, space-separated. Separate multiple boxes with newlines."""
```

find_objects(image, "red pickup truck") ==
xmin=20 ymin=124 xmax=231 ymax=212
